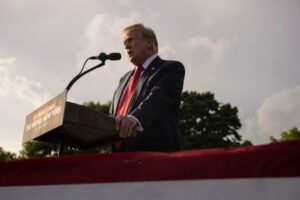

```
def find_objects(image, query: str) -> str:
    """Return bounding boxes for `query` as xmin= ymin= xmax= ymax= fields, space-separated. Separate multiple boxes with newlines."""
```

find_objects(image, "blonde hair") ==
xmin=123 ymin=24 xmax=158 ymax=53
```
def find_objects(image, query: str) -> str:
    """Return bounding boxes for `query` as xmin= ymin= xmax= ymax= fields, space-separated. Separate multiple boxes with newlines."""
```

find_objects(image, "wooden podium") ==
xmin=23 ymin=91 xmax=119 ymax=150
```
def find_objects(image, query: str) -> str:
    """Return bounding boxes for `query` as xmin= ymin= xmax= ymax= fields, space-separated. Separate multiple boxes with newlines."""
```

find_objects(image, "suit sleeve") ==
xmin=129 ymin=61 xmax=185 ymax=129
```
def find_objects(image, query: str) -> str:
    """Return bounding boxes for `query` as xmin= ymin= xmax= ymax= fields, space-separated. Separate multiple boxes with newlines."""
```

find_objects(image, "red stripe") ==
xmin=0 ymin=140 xmax=300 ymax=186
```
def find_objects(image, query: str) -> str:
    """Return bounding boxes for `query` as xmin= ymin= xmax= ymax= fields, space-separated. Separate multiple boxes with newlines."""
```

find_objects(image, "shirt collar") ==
xmin=141 ymin=54 xmax=158 ymax=70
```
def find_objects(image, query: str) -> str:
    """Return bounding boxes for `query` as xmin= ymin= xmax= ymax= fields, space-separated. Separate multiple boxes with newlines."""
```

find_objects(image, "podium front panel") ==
xmin=22 ymin=91 xmax=67 ymax=144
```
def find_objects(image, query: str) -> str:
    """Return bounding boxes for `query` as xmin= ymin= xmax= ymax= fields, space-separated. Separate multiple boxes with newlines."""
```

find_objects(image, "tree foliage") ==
xmin=0 ymin=147 xmax=16 ymax=161
xmin=19 ymin=140 xmax=109 ymax=159
xmin=19 ymin=141 xmax=58 ymax=158
xmin=179 ymin=91 xmax=248 ymax=150
xmin=82 ymin=101 xmax=110 ymax=114
xmin=270 ymin=127 xmax=300 ymax=143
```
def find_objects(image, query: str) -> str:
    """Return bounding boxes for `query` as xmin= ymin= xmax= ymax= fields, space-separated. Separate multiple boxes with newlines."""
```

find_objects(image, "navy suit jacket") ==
xmin=110 ymin=56 xmax=185 ymax=152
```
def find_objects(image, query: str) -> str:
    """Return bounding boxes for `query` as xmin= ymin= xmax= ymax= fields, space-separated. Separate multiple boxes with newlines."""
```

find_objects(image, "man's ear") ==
xmin=146 ymin=39 xmax=153 ymax=49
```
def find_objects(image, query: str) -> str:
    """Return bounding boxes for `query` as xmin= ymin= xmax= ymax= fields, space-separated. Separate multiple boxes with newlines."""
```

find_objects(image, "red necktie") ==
xmin=114 ymin=66 xmax=143 ymax=151
xmin=116 ymin=66 xmax=143 ymax=116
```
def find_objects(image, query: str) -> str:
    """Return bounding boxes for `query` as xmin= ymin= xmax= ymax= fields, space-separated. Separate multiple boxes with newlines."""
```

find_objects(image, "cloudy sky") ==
xmin=1 ymin=0 xmax=299 ymax=153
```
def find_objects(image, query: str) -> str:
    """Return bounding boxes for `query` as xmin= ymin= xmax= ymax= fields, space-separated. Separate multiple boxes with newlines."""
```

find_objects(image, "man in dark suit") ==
xmin=110 ymin=24 xmax=185 ymax=152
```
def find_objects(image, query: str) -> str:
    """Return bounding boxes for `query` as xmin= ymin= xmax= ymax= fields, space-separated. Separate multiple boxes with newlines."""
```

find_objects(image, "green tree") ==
xmin=270 ymin=127 xmax=300 ymax=143
xmin=0 ymin=147 xmax=16 ymax=161
xmin=83 ymin=101 xmax=110 ymax=114
xmin=239 ymin=140 xmax=253 ymax=147
xmin=19 ymin=141 xmax=58 ymax=158
xmin=19 ymin=140 xmax=109 ymax=159
xmin=20 ymin=101 xmax=112 ymax=158
xmin=179 ymin=91 xmax=248 ymax=150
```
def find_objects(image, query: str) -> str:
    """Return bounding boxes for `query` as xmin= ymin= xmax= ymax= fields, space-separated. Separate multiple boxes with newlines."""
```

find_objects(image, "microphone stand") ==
xmin=65 ymin=60 xmax=106 ymax=93
xmin=58 ymin=59 xmax=106 ymax=156
xmin=65 ymin=52 xmax=121 ymax=94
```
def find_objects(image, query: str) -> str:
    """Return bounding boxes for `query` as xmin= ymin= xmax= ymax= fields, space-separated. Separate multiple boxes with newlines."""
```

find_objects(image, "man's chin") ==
xmin=129 ymin=57 xmax=139 ymax=66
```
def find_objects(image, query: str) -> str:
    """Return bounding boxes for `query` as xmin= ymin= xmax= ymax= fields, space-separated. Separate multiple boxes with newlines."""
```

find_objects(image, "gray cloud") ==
xmin=245 ymin=85 xmax=300 ymax=142
xmin=257 ymin=85 xmax=300 ymax=136
xmin=181 ymin=35 xmax=232 ymax=66
xmin=0 ymin=57 xmax=50 ymax=108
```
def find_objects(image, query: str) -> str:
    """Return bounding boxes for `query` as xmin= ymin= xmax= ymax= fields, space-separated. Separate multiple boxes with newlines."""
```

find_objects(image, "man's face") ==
xmin=123 ymin=30 xmax=149 ymax=66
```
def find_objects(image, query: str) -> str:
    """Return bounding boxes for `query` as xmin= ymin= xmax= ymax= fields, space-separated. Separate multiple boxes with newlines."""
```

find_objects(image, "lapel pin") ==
xmin=151 ymin=67 xmax=155 ymax=70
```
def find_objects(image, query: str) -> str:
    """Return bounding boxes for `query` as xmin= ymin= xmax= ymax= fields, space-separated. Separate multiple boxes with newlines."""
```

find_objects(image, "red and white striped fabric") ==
xmin=1 ymin=140 xmax=300 ymax=199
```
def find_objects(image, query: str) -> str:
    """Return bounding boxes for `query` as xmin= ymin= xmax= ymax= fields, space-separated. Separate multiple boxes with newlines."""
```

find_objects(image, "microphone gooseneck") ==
xmin=65 ymin=52 xmax=121 ymax=92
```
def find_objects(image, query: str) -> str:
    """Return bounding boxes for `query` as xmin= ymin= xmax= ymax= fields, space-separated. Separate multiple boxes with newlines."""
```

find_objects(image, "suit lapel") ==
xmin=128 ymin=56 xmax=164 ymax=112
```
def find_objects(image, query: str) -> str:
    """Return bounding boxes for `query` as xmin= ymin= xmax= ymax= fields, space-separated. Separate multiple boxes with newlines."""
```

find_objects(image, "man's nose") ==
xmin=125 ymin=42 xmax=130 ymax=49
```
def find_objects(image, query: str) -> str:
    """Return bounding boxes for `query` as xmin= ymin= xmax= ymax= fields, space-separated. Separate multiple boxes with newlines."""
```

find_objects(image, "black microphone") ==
xmin=65 ymin=52 xmax=121 ymax=92
xmin=90 ymin=52 xmax=121 ymax=61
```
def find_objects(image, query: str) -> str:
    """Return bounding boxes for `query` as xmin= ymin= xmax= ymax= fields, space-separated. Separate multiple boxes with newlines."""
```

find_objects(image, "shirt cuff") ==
xmin=128 ymin=115 xmax=144 ymax=132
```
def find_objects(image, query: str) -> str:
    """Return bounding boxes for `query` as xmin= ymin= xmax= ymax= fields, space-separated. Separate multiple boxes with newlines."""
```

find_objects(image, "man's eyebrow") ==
xmin=124 ymin=37 xmax=134 ymax=43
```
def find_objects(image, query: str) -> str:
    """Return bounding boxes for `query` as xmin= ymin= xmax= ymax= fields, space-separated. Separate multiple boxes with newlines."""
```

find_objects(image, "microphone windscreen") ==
xmin=108 ymin=53 xmax=121 ymax=60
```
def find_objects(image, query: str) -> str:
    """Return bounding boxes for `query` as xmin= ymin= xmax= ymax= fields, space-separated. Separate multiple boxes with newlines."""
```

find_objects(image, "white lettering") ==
xmin=51 ymin=106 xmax=61 ymax=116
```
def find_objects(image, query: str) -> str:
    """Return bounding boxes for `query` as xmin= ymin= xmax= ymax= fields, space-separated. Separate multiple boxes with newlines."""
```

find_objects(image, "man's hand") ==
xmin=115 ymin=116 xmax=138 ymax=138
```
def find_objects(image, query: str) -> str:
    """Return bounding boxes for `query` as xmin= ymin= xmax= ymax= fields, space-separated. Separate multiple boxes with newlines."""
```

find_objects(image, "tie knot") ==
xmin=136 ymin=66 xmax=144 ymax=72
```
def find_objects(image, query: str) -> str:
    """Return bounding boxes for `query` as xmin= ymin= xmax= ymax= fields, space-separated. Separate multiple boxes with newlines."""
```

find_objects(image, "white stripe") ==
xmin=1 ymin=178 xmax=300 ymax=200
